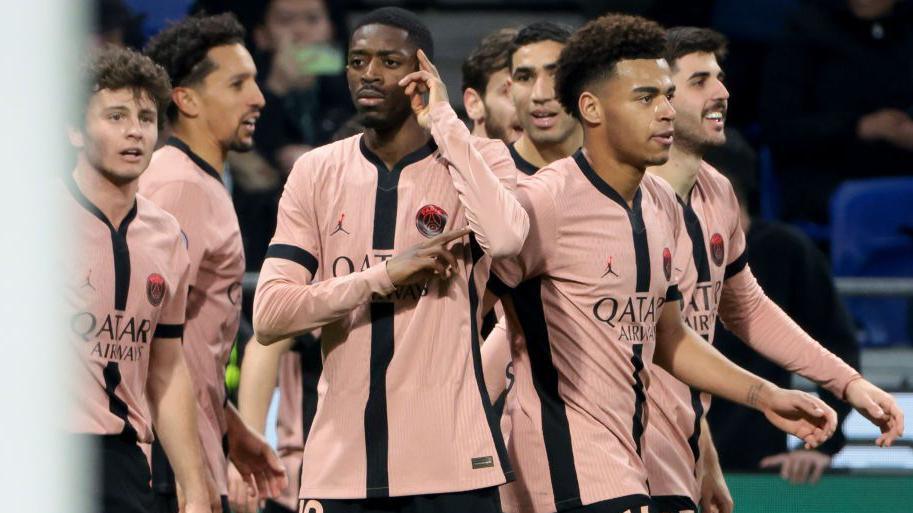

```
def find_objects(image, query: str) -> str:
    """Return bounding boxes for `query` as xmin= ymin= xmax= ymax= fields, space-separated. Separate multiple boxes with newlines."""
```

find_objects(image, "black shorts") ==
xmin=263 ymin=499 xmax=297 ymax=513
xmin=651 ymin=495 xmax=696 ymax=513
xmin=80 ymin=434 xmax=155 ymax=513
xmin=300 ymin=486 xmax=502 ymax=513
xmin=564 ymin=494 xmax=655 ymax=513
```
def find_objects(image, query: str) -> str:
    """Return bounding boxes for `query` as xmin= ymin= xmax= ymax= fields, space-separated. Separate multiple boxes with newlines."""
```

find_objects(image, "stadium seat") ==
xmin=831 ymin=178 xmax=913 ymax=346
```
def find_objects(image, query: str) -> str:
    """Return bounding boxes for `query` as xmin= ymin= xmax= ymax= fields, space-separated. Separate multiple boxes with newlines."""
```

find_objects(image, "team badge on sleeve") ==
xmin=663 ymin=248 xmax=672 ymax=281
xmin=415 ymin=204 xmax=448 ymax=238
xmin=710 ymin=233 xmax=725 ymax=267
xmin=146 ymin=273 xmax=166 ymax=306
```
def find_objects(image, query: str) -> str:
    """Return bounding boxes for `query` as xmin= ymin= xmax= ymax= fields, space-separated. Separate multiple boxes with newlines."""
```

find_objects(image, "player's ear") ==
xmin=171 ymin=86 xmax=200 ymax=119
xmin=578 ymin=91 xmax=602 ymax=125
xmin=67 ymin=125 xmax=84 ymax=149
xmin=463 ymin=88 xmax=485 ymax=125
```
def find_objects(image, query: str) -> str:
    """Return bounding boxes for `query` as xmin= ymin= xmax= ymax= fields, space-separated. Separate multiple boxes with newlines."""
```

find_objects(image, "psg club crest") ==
xmin=710 ymin=233 xmax=725 ymax=267
xmin=415 ymin=204 xmax=448 ymax=238
xmin=663 ymin=248 xmax=672 ymax=281
xmin=147 ymin=273 xmax=166 ymax=307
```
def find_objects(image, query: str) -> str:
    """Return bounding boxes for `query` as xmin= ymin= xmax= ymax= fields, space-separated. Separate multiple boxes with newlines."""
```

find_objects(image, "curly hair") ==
xmin=462 ymin=27 xmax=518 ymax=93
xmin=144 ymin=12 xmax=246 ymax=122
xmin=555 ymin=14 xmax=666 ymax=119
xmin=80 ymin=45 xmax=171 ymax=128
xmin=664 ymin=27 xmax=728 ymax=69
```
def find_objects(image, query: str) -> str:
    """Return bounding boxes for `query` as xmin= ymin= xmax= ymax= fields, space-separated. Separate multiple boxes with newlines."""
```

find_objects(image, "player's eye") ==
xmin=666 ymin=92 xmax=675 ymax=101
xmin=231 ymin=80 xmax=243 ymax=90
xmin=349 ymin=57 xmax=364 ymax=67
xmin=640 ymin=95 xmax=653 ymax=104
xmin=514 ymin=73 xmax=531 ymax=83
xmin=108 ymin=112 xmax=125 ymax=121
xmin=140 ymin=114 xmax=156 ymax=124
xmin=384 ymin=59 xmax=400 ymax=68
xmin=693 ymin=78 xmax=706 ymax=88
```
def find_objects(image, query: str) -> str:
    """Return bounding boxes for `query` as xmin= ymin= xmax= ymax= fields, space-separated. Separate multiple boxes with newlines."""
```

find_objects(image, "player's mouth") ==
xmin=703 ymin=109 xmax=726 ymax=130
xmin=240 ymin=114 xmax=259 ymax=133
xmin=356 ymin=88 xmax=385 ymax=107
xmin=530 ymin=109 xmax=558 ymax=129
xmin=650 ymin=129 xmax=674 ymax=146
xmin=119 ymin=147 xmax=144 ymax=164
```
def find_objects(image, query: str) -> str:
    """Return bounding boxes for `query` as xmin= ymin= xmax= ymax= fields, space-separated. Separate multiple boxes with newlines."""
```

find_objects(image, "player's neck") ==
xmin=170 ymin=121 xmax=226 ymax=174
xmin=362 ymin=116 xmax=430 ymax=170
xmin=648 ymin=143 xmax=702 ymax=202
xmin=581 ymin=141 xmax=644 ymax=207
xmin=72 ymin=157 xmax=137 ymax=229
xmin=514 ymin=125 xmax=583 ymax=168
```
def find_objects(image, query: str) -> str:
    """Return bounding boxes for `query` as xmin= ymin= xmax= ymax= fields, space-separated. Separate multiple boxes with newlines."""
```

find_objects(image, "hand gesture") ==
xmin=385 ymin=228 xmax=470 ymax=287
xmin=398 ymin=49 xmax=449 ymax=129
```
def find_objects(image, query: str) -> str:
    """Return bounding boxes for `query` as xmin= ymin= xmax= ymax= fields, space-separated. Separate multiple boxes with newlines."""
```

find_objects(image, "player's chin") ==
xmin=229 ymin=137 xmax=256 ymax=153
xmin=644 ymin=149 xmax=671 ymax=167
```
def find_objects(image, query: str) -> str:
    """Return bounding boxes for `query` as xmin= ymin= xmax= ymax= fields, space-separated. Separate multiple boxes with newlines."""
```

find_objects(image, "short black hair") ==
xmin=556 ymin=14 xmax=666 ymax=119
xmin=462 ymin=27 xmax=518 ymax=93
xmin=351 ymin=7 xmax=434 ymax=60
xmin=79 ymin=45 xmax=172 ymax=128
xmin=665 ymin=27 xmax=728 ymax=69
xmin=143 ymin=13 xmax=246 ymax=122
xmin=508 ymin=21 xmax=572 ymax=70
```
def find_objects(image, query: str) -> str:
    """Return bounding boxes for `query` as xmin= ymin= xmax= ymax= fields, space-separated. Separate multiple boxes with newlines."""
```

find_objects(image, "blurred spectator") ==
xmin=707 ymin=174 xmax=861 ymax=483
xmin=232 ymin=0 xmax=354 ymax=272
xmin=92 ymin=0 xmax=145 ymax=49
xmin=760 ymin=0 xmax=913 ymax=224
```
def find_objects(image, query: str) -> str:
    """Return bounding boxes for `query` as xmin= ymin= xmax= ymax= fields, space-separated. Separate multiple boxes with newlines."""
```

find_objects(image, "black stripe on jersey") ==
xmin=153 ymin=323 xmax=183 ymax=339
xmin=724 ymin=251 xmax=748 ymax=280
xmin=365 ymin=302 xmax=394 ymax=497
xmin=485 ymin=271 xmax=513 ymax=298
xmin=679 ymin=200 xmax=713 ymax=464
xmin=359 ymin=135 xmax=438 ymax=249
xmin=587 ymin=494 xmax=654 ymax=513
xmin=652 ymin=494 xmax=698 ymax=513
xmin=295 ymin=333 xmax=323 ymax=489
xmin=166 ymin=137 xmax=222 ymax=183
xmin=572 ymin=151 xmax=650 ymax=292
xmin=665 ymin=285 xmax=682 ymax=302
xmin=469 ymin=235 xmax=513 ymax=480
xmin=64 ymin=174 xmax=137 ymax=310
xmin=630 ymin=343 xmax=647 ymax=457
xmin=513 ymin=278 xmax=581 ymax=509
xmin=359 ymin=135 xmax=437 ymax=498
xmin=679 ymin=200 xmax=711 ymax=282
xmin=266 ymin=244 xmax=319 ymax=276
xmin=508 ymin=143 xmax=540 ymax=176
xmin=103 ymin=362 xmax=138 ymax=443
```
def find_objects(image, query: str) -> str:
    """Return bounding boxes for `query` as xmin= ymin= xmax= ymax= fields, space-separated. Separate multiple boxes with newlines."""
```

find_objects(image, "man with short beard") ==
xmin=462 ymin=27 xmax=523 ymax=145
xmin=141 ymin=13 xmax=287 ymax=513
xmin=644 ymin=27 xmax=905 ymax=513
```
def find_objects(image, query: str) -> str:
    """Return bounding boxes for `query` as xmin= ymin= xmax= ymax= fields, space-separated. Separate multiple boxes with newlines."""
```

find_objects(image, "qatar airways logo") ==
xmin=592 ymin=294 xmax=666 ymax=342
xmin=71 ymin=311 xmax=152 ymax=362
xmin=331 ymin=252 xmax=428 ymax=302
xmin=683 ymin=280 xmax=723 ymax=337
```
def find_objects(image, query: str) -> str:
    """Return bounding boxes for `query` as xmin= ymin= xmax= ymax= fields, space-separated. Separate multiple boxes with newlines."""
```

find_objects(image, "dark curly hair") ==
xmin=508 ymin=21 xmax=572 ymax=71
xmin=556 ymin=14 xmax=666 ymax=119
xmin=664 ymin=27 xmax=728 ymax=70
xmin=462 ymin=27 xmax=518 ymax=93
xmin=80 ymin=45 xmax=171 ymax=128
xmin=143 ymin=13 xmax=246 ymax=122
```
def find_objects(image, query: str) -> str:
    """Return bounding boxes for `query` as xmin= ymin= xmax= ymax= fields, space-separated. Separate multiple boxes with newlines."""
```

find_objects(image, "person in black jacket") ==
xmin=760 ymin=0 xmax=913 ymax=224
xmin=708 ymin=175 xmax=861 ymax=484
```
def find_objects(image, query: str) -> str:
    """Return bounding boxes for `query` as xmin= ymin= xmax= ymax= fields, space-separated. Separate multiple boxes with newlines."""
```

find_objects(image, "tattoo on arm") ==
xmin=747 ymin=383 xmax=763 ymax=408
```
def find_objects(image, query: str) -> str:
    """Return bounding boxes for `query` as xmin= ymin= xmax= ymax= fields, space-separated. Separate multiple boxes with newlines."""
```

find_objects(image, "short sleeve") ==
xmin=264 ymin=155 xmax=323 ymax=278
xmin=722 ymin=180 xmax=748 ymax=280
xmin=141 ymin=181 xmax=212 ymax=287
xmin=154 ymin=229 xmax=190 ymax=340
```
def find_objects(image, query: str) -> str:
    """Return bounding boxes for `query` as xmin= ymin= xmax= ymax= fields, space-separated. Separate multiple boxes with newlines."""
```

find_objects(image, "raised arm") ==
xmin=400 ymin=50 xmax=529 ymax=258
xmin=654 ymin=299 xmax=837 ymax=450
